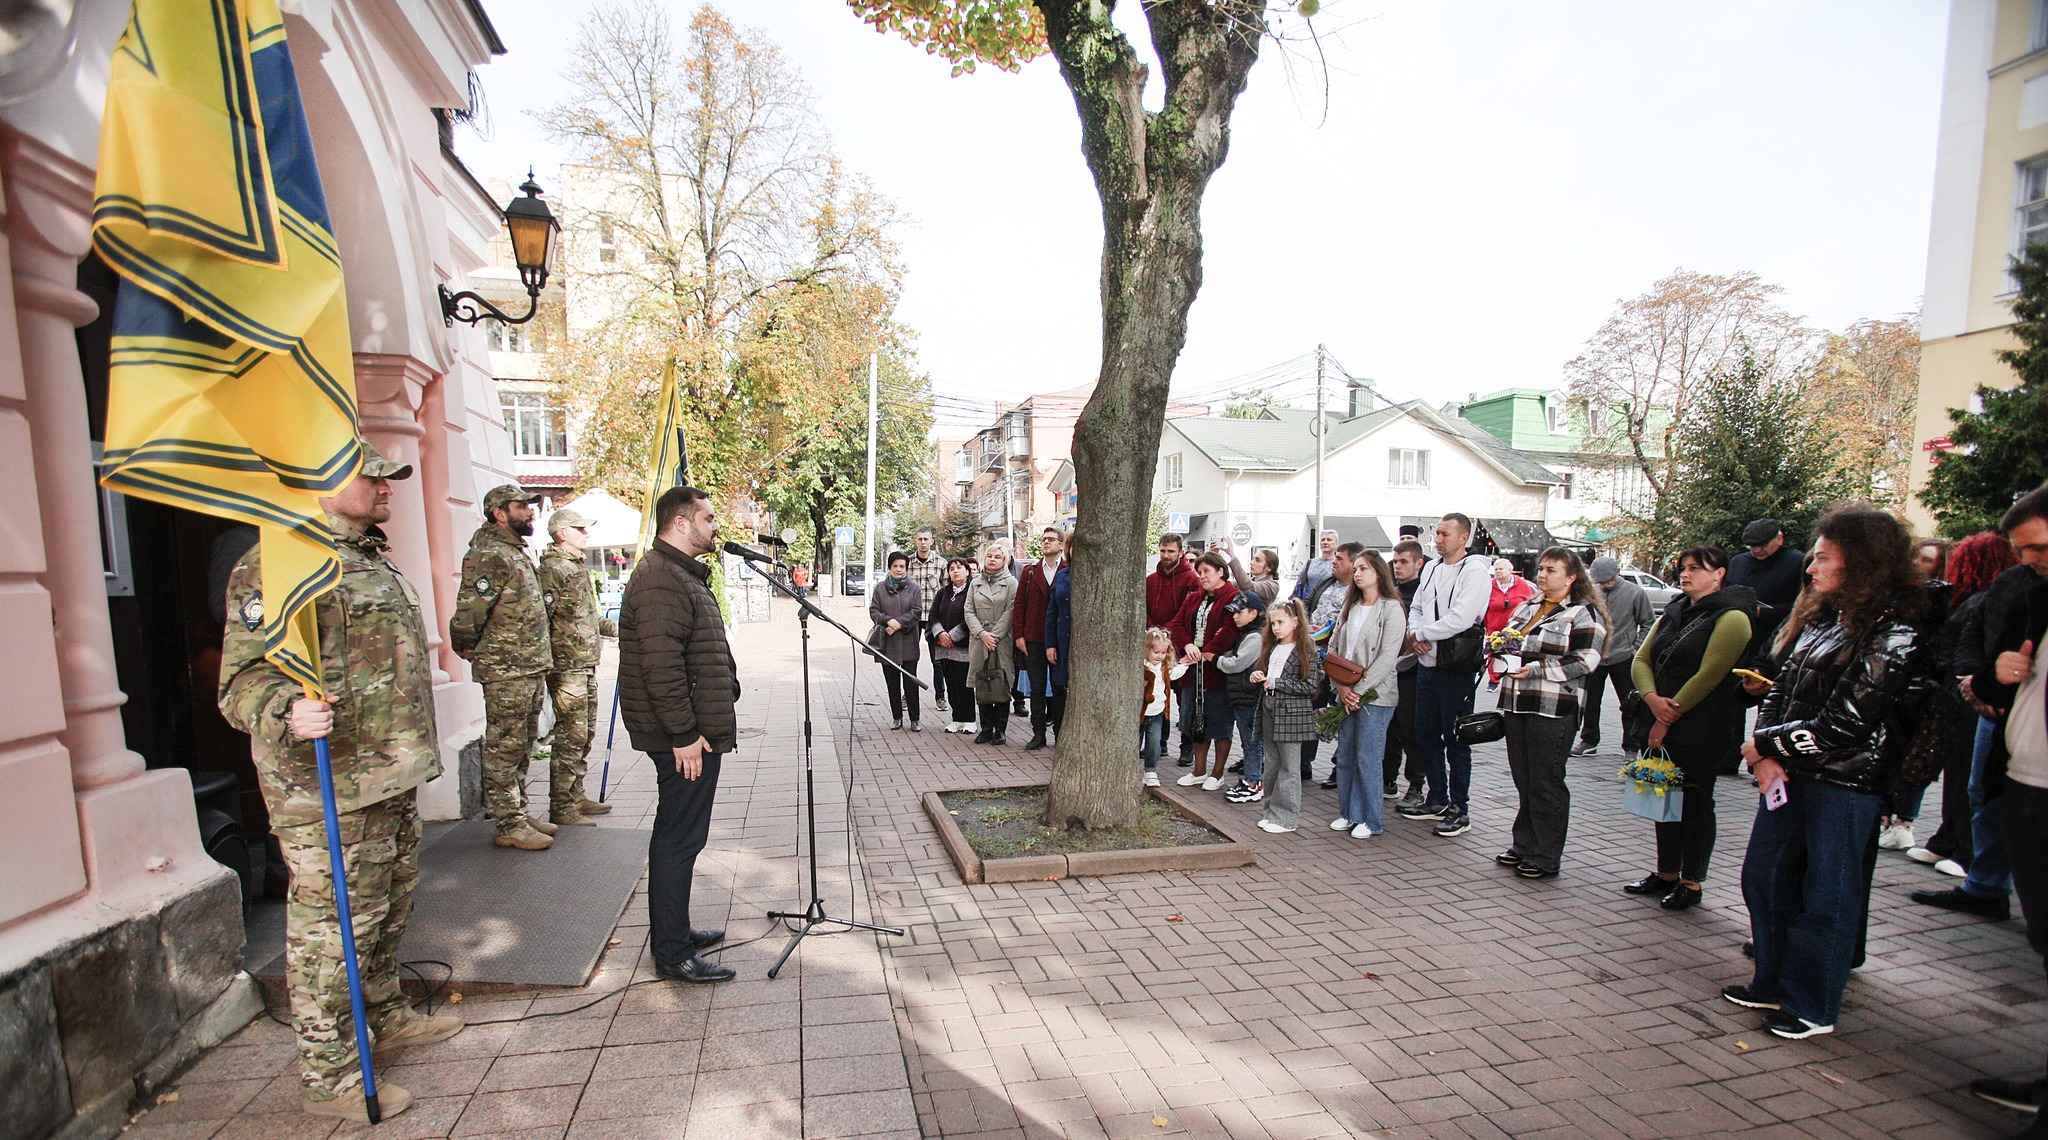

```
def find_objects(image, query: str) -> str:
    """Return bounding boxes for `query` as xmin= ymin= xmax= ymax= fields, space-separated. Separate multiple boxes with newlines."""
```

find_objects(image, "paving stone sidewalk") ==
xmin=126 ymin=594 xmax=2044 ymax=1138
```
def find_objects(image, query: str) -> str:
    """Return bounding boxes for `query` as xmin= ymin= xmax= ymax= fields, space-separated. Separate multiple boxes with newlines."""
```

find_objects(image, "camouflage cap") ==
xmin=482 ymin=483 xmax=541 ymax=515
xmin=360 ymin=441 xmax=413 ymax=480
xmin=549 ymin=507 xmax=597 ymax=534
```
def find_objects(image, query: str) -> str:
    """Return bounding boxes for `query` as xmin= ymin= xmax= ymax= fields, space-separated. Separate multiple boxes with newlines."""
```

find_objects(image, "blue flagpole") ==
xmin=599 ymin=680 xmax=620 ymax=801
xmin=312 ymin=734 xmax=381 ymax=1124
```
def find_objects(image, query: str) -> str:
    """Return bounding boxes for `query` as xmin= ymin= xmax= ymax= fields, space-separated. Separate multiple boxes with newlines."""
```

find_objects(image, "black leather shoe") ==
xmin=890 ymin=718 xmax=903 ymax=730
xmin=1623 ymin=873 xmax=1677 ymax=896
xmin=1910 ymin=887 xmax=2011 ymax=919
xmin=1660 ymin=885 xmax=1703 ymax=911
xmin=973 ymin=728 xmax=994 ymax=744
xmin=993 ymin=730 xmax=1007 ymax=746
xmin=1494 ymin=851 xmax=1523 ymax=867
xmin=689 ymin=928 xmax=724 ymax=950
xmin=1969 ymin=1075 xmax=2044 ymax=1113
xmin=1318 ymin=776 xmax=1337 ymax=789
xmin=1025 ymin=733 xmax=1048 ymax=751
xmin=654 ymin=955 xmax=735 ymax=984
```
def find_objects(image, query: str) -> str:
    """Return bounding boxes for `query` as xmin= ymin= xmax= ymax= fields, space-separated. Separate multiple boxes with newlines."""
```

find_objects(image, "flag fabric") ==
xmin=636 ymin=357 xmax=689 ymax=553
xmin=92 ymin=0 xmax=362 ymax=691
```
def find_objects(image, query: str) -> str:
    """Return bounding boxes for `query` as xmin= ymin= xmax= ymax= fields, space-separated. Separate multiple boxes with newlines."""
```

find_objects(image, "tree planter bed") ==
xmin=924 ymin=785 xmax=1255 ymax=884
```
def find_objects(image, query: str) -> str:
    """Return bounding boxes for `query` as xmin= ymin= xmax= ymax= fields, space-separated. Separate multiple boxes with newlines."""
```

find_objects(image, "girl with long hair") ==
xmin=1250 ymin=598 xmax=1319 ymax=834
xmin=1326 ymin=551 xmax=1407 ymax=839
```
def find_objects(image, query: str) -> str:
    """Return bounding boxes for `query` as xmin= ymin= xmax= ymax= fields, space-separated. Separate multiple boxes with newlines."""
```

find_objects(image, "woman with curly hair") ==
xmin=1724 ymin=504 xmax=1931 ymax=1039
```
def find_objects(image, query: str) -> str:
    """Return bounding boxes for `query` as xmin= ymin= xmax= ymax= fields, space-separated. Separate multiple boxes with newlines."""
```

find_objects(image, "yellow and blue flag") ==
xmin=92 ymin=0 xmax=361 ymax=691
xmin=636 ymin=357 xmax=689 ymax=554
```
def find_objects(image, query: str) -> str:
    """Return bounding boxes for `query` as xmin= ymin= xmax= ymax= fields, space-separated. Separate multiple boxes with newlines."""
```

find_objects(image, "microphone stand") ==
xmin=730 ymin=545 xmax=909 ymax=977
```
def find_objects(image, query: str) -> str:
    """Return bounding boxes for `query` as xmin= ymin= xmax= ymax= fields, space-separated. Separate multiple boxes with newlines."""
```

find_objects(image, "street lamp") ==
xmin=440 ymin=172 xmax=559 ymax=327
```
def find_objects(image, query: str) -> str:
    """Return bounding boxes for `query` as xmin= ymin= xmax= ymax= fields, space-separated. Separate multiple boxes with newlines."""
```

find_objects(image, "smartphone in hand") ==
xmin=1731 ymin=668 xmax=1774 ymax=689
xmin=1763 ymin=776 xmax=1788 ymax=811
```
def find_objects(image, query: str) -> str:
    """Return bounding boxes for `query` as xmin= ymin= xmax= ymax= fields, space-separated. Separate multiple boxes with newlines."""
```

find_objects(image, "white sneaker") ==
xmin=1878 ymin=821 xmax=1915 ymax=851
xmin=1202 ymin=776 xmax=1225 ymax=791
xmin=1176 ymin=773 xmax=1203 ymax=786
xmin=1350 ymin=823 xmax=1376 ymax=839
xmin=1905 ymin=846 xmax=1941 ymax=865
xmin=1143 ymin=771 xmax=1161 ymax=787
xmin=1257 ymin=820 xmax=1297 ymax=833
xmin=1934 ymin=858 xmax=1967 ymax=877
xmin=1330 ymin=818 xmax=1353 ymax=831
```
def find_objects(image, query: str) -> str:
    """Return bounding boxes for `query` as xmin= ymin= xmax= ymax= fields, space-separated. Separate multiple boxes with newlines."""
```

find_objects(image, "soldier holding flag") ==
xmin=219 ymin=446 xmax=462 ymax=1121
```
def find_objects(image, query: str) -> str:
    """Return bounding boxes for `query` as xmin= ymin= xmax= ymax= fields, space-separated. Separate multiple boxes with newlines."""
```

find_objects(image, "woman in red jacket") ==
xmin=1487 ymin=557 xmax=1535 ymax=687
xmin=1172 ymin=551 xmax=1243 ymax=790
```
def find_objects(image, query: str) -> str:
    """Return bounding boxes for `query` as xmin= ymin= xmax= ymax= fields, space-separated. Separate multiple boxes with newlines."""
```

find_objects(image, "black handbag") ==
xmin=1453 ymin=710 xmax=1506 ymax=745
xmin=1437 ymin=621 xmax=1487 ymax=674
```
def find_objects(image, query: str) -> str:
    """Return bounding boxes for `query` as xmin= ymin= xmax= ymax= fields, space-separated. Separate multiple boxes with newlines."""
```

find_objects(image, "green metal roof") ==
xmin=1166 ymin=401 xmax=1561 ymax=486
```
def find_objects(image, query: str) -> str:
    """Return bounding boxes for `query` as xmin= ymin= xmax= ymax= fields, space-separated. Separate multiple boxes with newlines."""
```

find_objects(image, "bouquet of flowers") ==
xmin=1486 ymin=626 xmax=1527 ymax=673
xmin=1314 ymin=689 xmax=1380 ymax=742
xmin=1617 ymin=749 xmax=1686 ymax=822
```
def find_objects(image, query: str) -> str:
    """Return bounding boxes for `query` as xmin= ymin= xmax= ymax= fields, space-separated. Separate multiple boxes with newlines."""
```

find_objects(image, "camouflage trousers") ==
xmin=482 ymin=675 xmax=544 ymax=834
xmin=546 ymin=667 xmax=596 ymax=816
xmin=276 ymin=792 xmax=420 ymax=1096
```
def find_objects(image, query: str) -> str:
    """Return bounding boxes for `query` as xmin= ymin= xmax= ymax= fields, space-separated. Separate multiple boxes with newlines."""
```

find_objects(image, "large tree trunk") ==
xmin=1041 ymin=0 xmax=1263 ymax=829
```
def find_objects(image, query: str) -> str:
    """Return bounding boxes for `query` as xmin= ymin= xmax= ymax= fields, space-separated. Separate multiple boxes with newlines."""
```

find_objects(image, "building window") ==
xmin=2034 ymin=0 xmax=2048 ymax=52
xmin=502 ymin=392 xmax=568 ymax=457
xmin=485 ymin=321 xmax=528 ymax=353
xmin=597 ymin=215 xmax=616 ymax=264
xmin=1544 ymin=400 xmax=1561 ymax=434
xmin=2018 ymin=158 xmax=2048 ymax=280
xmin=954 ymin=449 xmax=973 ymax=483
xmin=1586 ymin=401 xmax=1609 ymax=435
xmin=1163 ymin=452 xmax=1183 ymax=492
xmin=1560 ymin=472 xmax=1575 ymax=500
xmin=1388 ymin=448 xmax=1430 ymax=488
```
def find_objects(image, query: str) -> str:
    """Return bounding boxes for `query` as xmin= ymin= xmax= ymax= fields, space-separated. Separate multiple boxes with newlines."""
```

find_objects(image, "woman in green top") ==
xmin=1623 ymin=545 xmax=1759 ymax=910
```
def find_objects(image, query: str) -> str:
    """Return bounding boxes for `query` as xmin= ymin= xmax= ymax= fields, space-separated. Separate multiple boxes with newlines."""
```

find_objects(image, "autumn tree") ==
xmin=1565 ymin=269 xmax=1809 ymax=545
xmin=1922 ymin=245 xmax=2048 ymax=535
xmin=1222 ymin=386 xmax=1283 ymax=419
xmin=1807 ymin=311 xmax=1921 ymax=510
xmin=852 ymin=0 xmax=1271 ymax=828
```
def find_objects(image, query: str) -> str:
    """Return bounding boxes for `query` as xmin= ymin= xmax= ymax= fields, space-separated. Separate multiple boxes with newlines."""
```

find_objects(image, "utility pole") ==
xmin=863 ymin=352 xmax=878 ymax=602
xmin=1314 ymin=343 xmax=1326 ymax=547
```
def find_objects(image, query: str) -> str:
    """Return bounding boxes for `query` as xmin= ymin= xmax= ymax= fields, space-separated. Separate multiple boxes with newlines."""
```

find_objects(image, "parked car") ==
xmin=841 ymin=564 xmax=866 ymax=596
xmin=599 ymin=582 xmax=624 ymax=626
xmin=1619 ymin=567 xmax=1678 ymax=609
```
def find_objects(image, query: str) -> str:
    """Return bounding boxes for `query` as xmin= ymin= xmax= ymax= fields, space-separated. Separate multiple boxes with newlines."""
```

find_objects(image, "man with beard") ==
xmin=450 ymin=484 xmax=555 ymax=850
xmin=1147 ymin=533 xmax=1203 ymax=765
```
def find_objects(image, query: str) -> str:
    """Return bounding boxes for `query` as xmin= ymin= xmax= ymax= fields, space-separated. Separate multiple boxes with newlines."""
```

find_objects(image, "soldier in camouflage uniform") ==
xmin=539 ymin=507 xmax=612 ymax=825
xmin=448 ymin=483 xmax=556 ymax=850
xmin=218 ymin=445 xmax=461 ymax=1123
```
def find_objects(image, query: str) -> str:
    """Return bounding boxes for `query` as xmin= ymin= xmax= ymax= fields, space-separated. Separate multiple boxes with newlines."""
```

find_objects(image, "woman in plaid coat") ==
xmin=1252 ymin=599 xmax=1322 ymax=834
xmin=1494 ymin=547 xmax=1608 ymax=879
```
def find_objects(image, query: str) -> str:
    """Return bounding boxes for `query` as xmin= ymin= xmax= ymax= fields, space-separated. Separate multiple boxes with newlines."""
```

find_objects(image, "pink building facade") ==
xmin=0 ymin=2 xmax=523 ymax=1134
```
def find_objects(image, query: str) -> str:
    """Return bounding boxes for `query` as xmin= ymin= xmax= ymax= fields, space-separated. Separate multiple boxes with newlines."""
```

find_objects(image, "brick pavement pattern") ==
xmin=124 ymin=597 xmax=2045 ymax=1138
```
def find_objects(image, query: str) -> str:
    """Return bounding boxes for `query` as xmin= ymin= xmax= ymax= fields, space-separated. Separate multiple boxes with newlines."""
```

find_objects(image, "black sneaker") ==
xmin=1909 ymin=887 xmax=2011 ymax=919
xmin=1494 ymin=851 xmax=1524 ymax=866
xmin=1227 ymin=760 xmax=1245 ymax=774
xmin=1398 ymin=800 xmax=1449 ymax=820
xmin=1516 ymin=863 xmax=1559 ymax=879
xmin=1570 ymin=742 xmax=1599 ymax=756
xmin=1226 ymin=781 xmax=1265 ymax=803
xmin=1433 ymin=808 xmax=1470 ymax=837
xmin=1318 ymin=776 xmax=1337 ymax=789
xmin=1969 ymin=1076 xmax=2045 ymax=1113
xmin=1721 ymin=984 xmax=1779 ymax=1010
xmin=1762 ymin=1009 xmax=1832 ymax=1039
xmin=1177 ymin=755 xmax=1194 ymax=767
xmin=1222 ymin=779 xmax=1252 ymax=799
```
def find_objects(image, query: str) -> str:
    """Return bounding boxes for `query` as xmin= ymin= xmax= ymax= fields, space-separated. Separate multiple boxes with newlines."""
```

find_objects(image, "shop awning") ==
xmin=1307 ymin=515 xmax=1393 ymax=549
xmin=1473 ymin=518 xmax=1558 ymax=555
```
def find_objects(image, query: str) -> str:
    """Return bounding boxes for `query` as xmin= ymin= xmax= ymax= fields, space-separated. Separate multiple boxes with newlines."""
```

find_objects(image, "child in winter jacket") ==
xmin=1141 ymin=628 xmax=1189 ymax=787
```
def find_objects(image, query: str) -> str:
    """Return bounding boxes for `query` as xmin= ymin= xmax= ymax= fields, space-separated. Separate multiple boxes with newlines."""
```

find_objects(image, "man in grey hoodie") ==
xmin=1574 ymin=556 xmax=1654 ymax=759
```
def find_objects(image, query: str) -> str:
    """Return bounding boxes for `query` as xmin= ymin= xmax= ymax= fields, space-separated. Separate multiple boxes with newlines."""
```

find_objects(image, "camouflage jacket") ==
xmin=449 ymin=524 xmax=550 ymax=682
xmin=218 ymin=521 xmax=442 ymax=828
xmin=539 ymin=545 xmax=601 ymax=671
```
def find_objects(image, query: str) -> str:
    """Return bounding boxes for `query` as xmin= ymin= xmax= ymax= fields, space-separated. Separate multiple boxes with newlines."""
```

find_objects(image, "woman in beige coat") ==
xmin=966 ymin=542 xmax=1019 ymax=744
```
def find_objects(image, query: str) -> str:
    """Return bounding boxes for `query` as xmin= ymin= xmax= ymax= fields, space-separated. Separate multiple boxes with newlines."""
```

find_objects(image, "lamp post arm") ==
xmin=439 ymin=284 xmax=541 ymax=328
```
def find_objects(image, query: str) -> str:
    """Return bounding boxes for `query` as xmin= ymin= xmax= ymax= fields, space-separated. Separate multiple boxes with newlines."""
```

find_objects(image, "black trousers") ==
xmin=1654 ymin=751 xmax=1721 ymax=882
xmin=647 ymin=751 xmax=722 ymax=967
xmin=1387 ymin=667 xmax=1421 ymax=789
xmin=2002 ymin=780 xmax=2048 ymax=1085
xmin=1504 ymin=712 xmax=1574 ymax=873
xmin=882 ymin=652 xmax=921 ymax=723
xmin=1021 ymin=642 xmax=1064 ymax=735
xmin=938 ymin=659 xmax=975 ymax=723
xmin=926 ymin=635 xmax=947 ymax=702
xmin=1922 ymin=715 xmax=1979 ymax=863
xmin=1579 ymin=662 xmax=1645 ymax=752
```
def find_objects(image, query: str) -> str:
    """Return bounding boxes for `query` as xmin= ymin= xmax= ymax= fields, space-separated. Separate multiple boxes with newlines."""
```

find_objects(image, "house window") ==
xmin=2034 ymin=0 xmax=2048 ymax=51
xmin=2018 ymin=158 xmax=2048 ymax=278
xmin=1544 ymin=401 xmax=1561 ymax=434
xmin=1388 ymin=448 xmax=1430 ymax=488
xmin=1560 ymin=472 xmax=1575 ymax=500
xmin=502 ymin=392 xmax=568 ymax=457
xmin=955 ymin=449 xmax=973 ymax=483
xmin=597 ymin=215 xmax=616 ymax=264
xmin=486 ymin=321 xmax=527 ymax=353
xmin=1587 ymin=402 xmax=1609 ymax=435
xmin=1163 ymin=452 xmax=1183 ymax=492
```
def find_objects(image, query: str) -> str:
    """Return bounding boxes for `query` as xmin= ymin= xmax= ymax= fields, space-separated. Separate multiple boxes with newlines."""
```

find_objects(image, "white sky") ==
xmin=457 ymin=1 xmax=1950 ymax=425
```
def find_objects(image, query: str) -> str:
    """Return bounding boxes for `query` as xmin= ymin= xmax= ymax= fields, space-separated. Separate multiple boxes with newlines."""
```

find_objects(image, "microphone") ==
xmin=723 ymin=540 xmax=784 ymax=566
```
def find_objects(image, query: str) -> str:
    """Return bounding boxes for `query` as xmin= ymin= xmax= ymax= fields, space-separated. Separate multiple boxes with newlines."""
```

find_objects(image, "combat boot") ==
xmin=576 ymin=798 xmax=613 ymax=816
xmin=551 ymin=809 xmax=596 ymax=827
xmin=525 ymin=817 xmax=559 ymax=836
xmin=373 ymin=1009 xmax=465 ymax=1056
xmin=304 ymin=1083 xmax=413 ymax=1122
xmin=494 ymin=822 xmax=553 ymax=850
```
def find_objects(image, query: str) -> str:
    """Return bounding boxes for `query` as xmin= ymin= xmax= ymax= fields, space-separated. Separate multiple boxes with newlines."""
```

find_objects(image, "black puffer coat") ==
xmin=618 ymin=539 xmax=741 ymax=754
xmin=1753 ymin=613 xmax=1926 ymax=794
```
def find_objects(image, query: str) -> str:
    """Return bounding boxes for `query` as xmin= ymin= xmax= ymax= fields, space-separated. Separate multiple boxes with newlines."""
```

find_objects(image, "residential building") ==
xmin=1155 ymin=388 xmax=1563 ymax=579
xmin=0 ymin=3 xmax=528 ymax=1132
xmin=1912 ymin=0 xmax=2039 ymax=531
xmin=1449 ymin=387 xmax=1657 ymax=545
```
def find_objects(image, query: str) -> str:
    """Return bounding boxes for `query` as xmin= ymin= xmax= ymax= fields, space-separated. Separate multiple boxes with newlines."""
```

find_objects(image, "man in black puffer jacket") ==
xmin=619 ymin=485 xmax=741 ymax=985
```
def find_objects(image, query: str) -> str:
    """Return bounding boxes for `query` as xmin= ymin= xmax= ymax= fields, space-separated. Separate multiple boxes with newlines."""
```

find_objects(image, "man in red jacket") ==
xmin=1170 ymin=550 xmax=1243 ymax=788
xmin=1147 ymin=533 xmax=1203 ymax=765
xmin=1016 ymin=526 xmax=1067 ymax=750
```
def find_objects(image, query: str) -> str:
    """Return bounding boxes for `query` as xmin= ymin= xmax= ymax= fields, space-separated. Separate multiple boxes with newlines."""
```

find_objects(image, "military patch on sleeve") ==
xmin=240 ymin=593 xmax=264 ymax=630
xmin=475 ymin=577 xmax=492 ymax=595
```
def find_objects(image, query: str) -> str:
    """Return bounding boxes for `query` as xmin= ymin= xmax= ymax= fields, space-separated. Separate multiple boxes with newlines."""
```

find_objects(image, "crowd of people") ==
xmin=868 ymin=489 xmax=2048 ymax=1130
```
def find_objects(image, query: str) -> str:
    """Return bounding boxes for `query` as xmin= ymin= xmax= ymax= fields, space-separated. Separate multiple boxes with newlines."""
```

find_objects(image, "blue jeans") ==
xmin=1233 ymin=705 xmax=1264 ymax=782
xmin=1140 ymin=713 xmax=1166 ymax=770
xmin=1741 ymin=777 xmax=1881 ymax=1027
xmin=1964 ymin=716 xmax=2011 ymax=898
xmin=1416 ymin=666 xmax=1480 ymax=809
xmin=1335 ymin=704 xmax=1395 ymax=833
